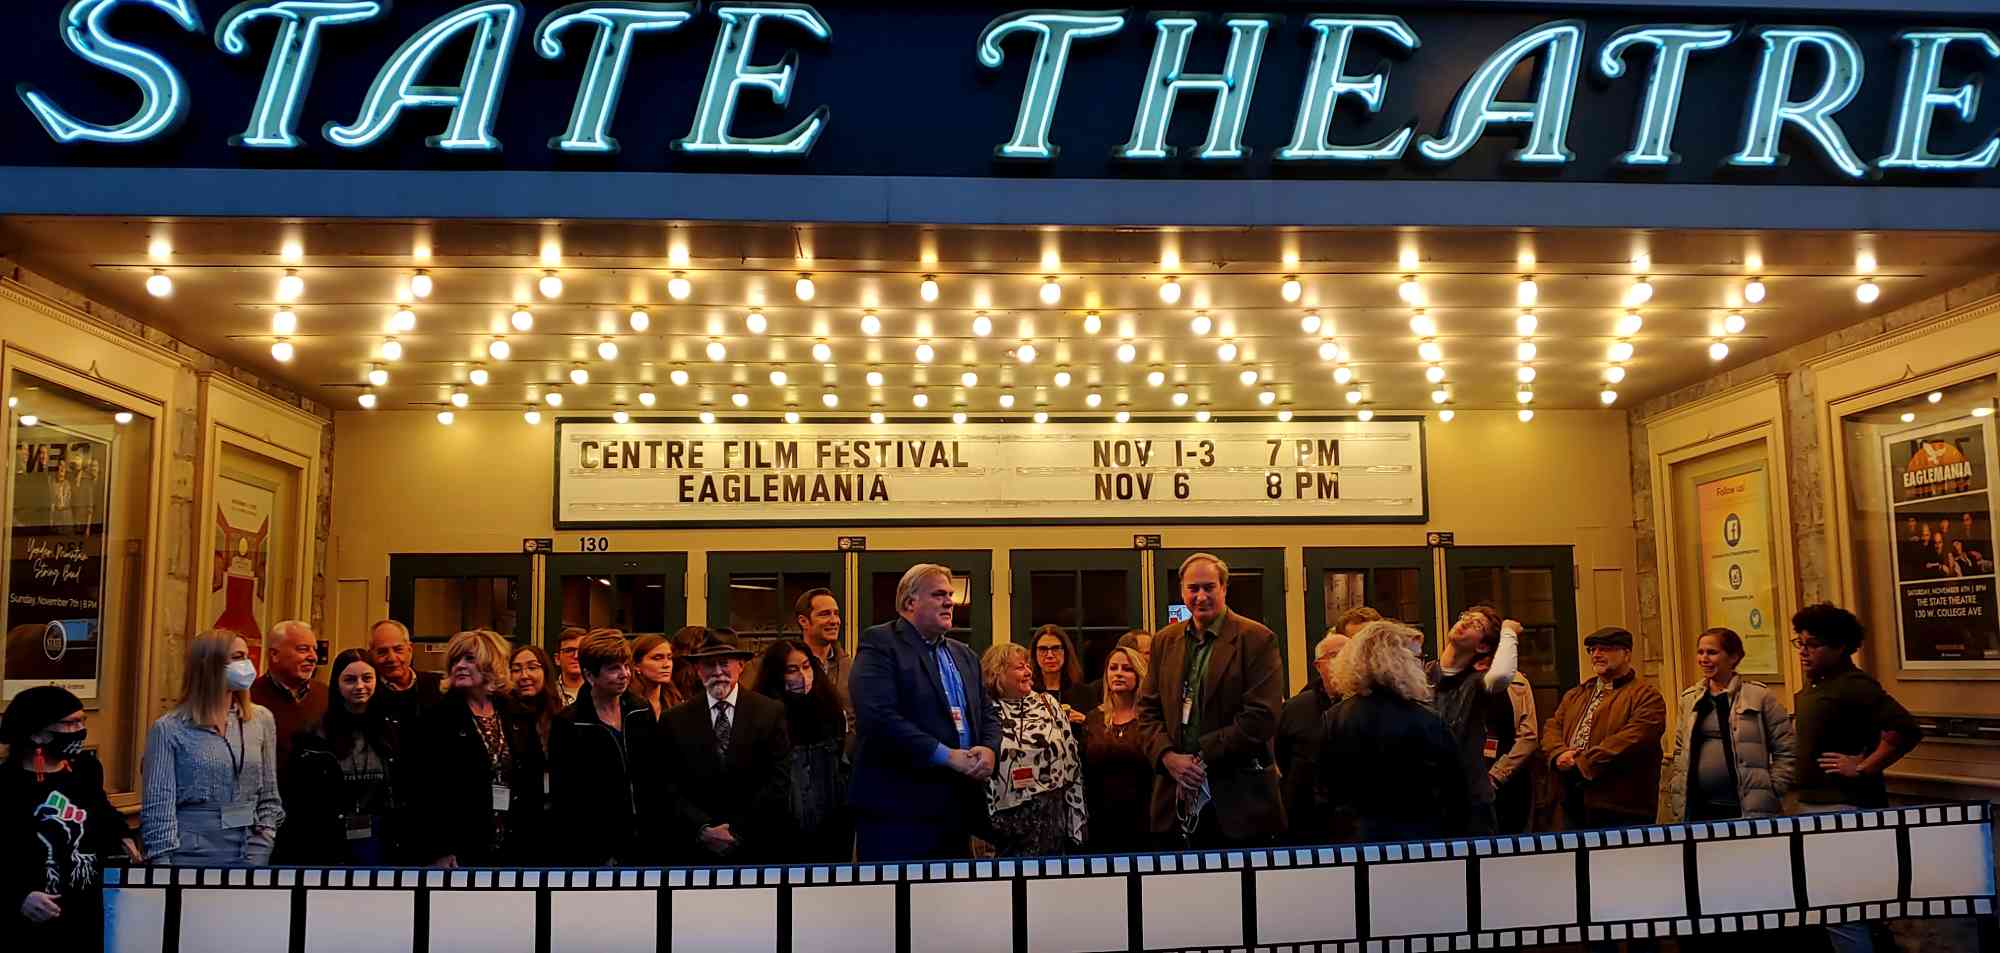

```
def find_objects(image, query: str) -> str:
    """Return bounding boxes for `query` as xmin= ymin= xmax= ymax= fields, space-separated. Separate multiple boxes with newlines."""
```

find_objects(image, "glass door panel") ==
xmin=1157 ymin=548 xmax=1288 ymax=681
xmin=1305 ymin=546 xmax=1436 ymax=652
xmin=543 ymin=553 xmax=686 ymax=647
xmin=389 ymin=554 xmax=534 ymax=668
xmin=1010 ymin=550 xmax=1144 ymax=686
xmin=705 ymin=552 xmax=843 ymax=657
xmin=857 ymin=550 xmax=994 ymax=653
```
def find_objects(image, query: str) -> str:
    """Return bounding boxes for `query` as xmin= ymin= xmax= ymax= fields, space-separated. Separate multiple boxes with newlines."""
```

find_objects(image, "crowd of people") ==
xmin=4 ymin=555 xmax=1924 ymax=952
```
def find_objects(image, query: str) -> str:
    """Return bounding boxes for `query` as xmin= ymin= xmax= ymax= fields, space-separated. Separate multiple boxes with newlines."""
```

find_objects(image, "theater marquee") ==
xmin=554 ymin=417 xmax=1426 ymax=527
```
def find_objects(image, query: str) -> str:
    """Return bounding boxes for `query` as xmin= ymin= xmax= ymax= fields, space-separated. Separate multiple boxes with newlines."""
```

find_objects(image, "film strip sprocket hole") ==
xmin=105 ymin=802 xmax=1995 ymax=953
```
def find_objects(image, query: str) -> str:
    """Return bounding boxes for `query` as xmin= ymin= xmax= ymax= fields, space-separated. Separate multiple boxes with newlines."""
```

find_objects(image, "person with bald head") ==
xmin=251 ymin=619 xmax=327 ymax=793
xmin=368 ymin=619 xmax=445 ymax=734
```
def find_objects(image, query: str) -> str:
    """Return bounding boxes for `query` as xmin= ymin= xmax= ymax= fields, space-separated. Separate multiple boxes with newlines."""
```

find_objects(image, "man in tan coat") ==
xmin=1539 ymin=626 xmax=1666 ymax=829
xmin=1137 ymin=553 xmax=1286 ymax=847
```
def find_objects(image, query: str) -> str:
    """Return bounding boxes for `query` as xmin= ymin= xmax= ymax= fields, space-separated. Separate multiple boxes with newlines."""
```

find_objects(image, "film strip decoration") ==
xmin=105 ymin=803 xmax=1995 ymax=953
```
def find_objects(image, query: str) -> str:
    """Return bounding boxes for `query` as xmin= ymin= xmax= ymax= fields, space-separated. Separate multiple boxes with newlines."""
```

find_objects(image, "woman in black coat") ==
xmin=408 ymin=631 xmax=547 ymax=866
xmin=1318 ymin=622 xmax=1471 ymax=843
xmin=752 ymin=639 xmax=851 ymax=863
xmin=282 ymin=650 xmax=404 ymax=864
xmin=549 ymin=631 xmax=661 ymax=866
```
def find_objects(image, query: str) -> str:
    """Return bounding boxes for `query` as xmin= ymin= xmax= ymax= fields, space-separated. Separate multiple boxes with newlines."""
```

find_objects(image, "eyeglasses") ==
xmin=556 ymin=647 xmax=579 ymax=656
xmin=509 ymin=661 xmax=543 ymax=674
xmin=1788 ymin=637 xmax=1828 ymax=651
xmin=1034 ymin=645 xmax=1064 ymax=655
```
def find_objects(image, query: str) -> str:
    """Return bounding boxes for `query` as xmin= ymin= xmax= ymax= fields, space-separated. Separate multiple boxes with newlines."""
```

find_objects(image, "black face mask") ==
xmin=34 ymin=728 xmax=87 ymax=760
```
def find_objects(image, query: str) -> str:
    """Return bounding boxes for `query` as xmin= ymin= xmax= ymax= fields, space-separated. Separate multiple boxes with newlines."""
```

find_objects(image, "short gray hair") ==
xmin=896 ymin=563 xmax=954 ymax=614
xmin=1178 ymin=552 xmax=1229 ymax=588
xmin=1313 ymin=632 xmax=1346 ymax=660
xmin=269 ymin=619 xmax=315 ymax=649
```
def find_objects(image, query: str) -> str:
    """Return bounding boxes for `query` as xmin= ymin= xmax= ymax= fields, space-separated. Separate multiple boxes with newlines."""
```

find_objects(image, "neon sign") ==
xmin=13 ymin=3 xmax=2000 ymax=180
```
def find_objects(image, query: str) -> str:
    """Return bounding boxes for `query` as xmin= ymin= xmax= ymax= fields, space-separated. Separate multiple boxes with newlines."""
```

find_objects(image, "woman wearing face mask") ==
xmin=5 ymin=686 xmax=137 ymax=944
xmin=1081 ymin=645 xmax=1151 ymax=853
xmin=140 ymin=630 xmax=284 ymax=865
xmin=280 ymin=650 xmax=403 ymax=864
xmin=752 ymin=639 xmax=850 ymax=862
xmin=628 ymin=634 xmax=684 ymax=720
xmin=1664 ymin=627 xmax=1796 ymax=823
xmin=408 ymin=630 xmax=544 ymax=867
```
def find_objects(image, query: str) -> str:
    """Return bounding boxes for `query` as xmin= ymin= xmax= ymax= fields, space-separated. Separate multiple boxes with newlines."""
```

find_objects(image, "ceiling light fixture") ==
xmin=1398 ymin=276 xmax=1422 ymax=305
xmin=1216 ymin=341 xmax=1239 ymax=362
xmin=746 ymin=309 xmax=768 ymax=334
xmin=511 ymin=308 xmax=534 ymax=331
xmin=1257 ymin=389 xmax=1275 ymax=406
xmin=860 ymin=311 xmax=881 ymax=335
xmin=277 ymin=269 xmax=305 ymax=301
xmin=1625 ymin=278 xmax=1653 ymax=306
xmin=409 ymin=271 xmax=433 ymax=299
xmin=1171 ymin=389 xmax=1189 ymax=407
xmin=1517 ymin=341 xmax=1537 ymax=362
xmin=770 ymin=369 xmax=789 ymax=386
xmin=1345 ymin=388 xmax=1362 ymax=404
xmin=1425 ymin=364 xmax=1446 ymax=384
xmin=732 ymin=389 xmax=749 ymax=408
xmin=1709 ymin=340 xmax=1730 ymax=361
xmin=1517 ymin=278 xmax=1538 ymax=306
xmin=1609 ymin=340 xmax=1635 ymax=362
xmin=629 ymin=309 xmax=650 ymax=332
xmin=538 ymin=271 xmax=563 ymax=299
xmin=1300 ymin=311 xmax=1322 ymax=334
xmin=1034 ymin=409 xmax=1050 ymax=424
xmin=569 ymin=364 xmax=590 ymax=386
xmin=1333 ymin=365 xmax=1353 ymax=385
xmin=919 ymin=275 xmax=940 ymax=302
xmin=1928 ymin=391 xmax=1944 ymax=404
xmin=272 ymin=309 xmax=298 ymax=336
xmin=667 ymin=273 xmax=692 ymax=300
xmin=1085 ymin=390 xmax=1102 ymax=408
xmin=380 ymin=338 xmax=403 ymax=361
xmin=972 ymin=313 xmax=993 ymax=336
xmin=1431 ymin=388 xmax=1449 ymax=404
xmin=367 ymin=365 xmax=389 ymax=387
xmin=1418 ymin=339 xmax=1443 ymax=362
xmin=1601 ymin=388 xmax=1619 ymax=405
xmin=1146 ymin=368 xmax=1166 ymax=387
xmin=865 ymin=370 xmax=884 ymax=387
xmin=915 ymin=342 xmax=935 ymax=364
xmin=822 ymin=389 xmax=839 ymax=408
xmin=1856 ymin=279 xmax=1881 ymax=304
xmin=1604 ymin=366 xmax=1627 ymax=384
xmin=146 ymin=270 xmax=172 ymax=297
xmin=913 ymin=390 xmax=929 ymax=408
xmin=1409 ymin=311 xmax=1436 ymax=337
xmin=961 ymin=370 xmax=979 ymax=388
xmin=1517 ymin=365 xmax=1537 ymax=383
xmin=999 ymin=391 xmax=1016 ymax=408
xmin=597 ymin=338 xmax=619 ymax=361
xmin=870 ymin=410 xmax=886 ymax=425
xmin=1040 ymin=277 xmax=1062 ymax=305
xmin=1083 ymin=312 xmax=1102 ymax=334
xmin=953 ymin=410 xmax=969 ymax=425
xmin=1439 ymin=409 xmax=1455 ymax=422
xmin=451 ymin=388 xmax=470 ymax=409
xmin=1517 ymin=385 xmax=1535 ymax=404
xmin=1724 ymin=312 xmax=1747 ymax=335
xmin=1280 ymin=277 xmax=1302 ymax=303
xmin=468 ymin=366 xmax=489 ymax=386
xmin=812 ymin=341 xmax=833 ymax=363
xmin=1744 ymin=278 xmax=1767 ymax=304
xmin=1159 ymin=277 xmax=1182 ymax=304
xmin=1190 ymin=313 xmax=1212 ymax=336
xmin=436 ymin=411 xmax=455 ymax=426
xmin=1116 ymin=341 xmax=1137 ymax=363
xmin=1518 ymin=408 xmax=1535 ymax=422
xmin=699 ymin=410 xmax=716 ymax=424
xmin=358 ymin=391 xmax=377 ymax=409
xmin=612 ymin=409 xmax=630 ymax=423
xmin=1516 ymin=311 xmax=1538 ymax=336
xmin=1358 ymin=408 xmax=1375 ymax=422
xmin=1900 ymin=411 xmax=1917 ymax=423
xmin=785 ymin=408 xmax=802 ymax=424
xmin=1195 ymin=408 xmax=1212 ymax=423
xmin=1018 ymin=343 xmax=1038 ymax=364
xmin=1114 ymin=408 xmax=1131 ymax=423
xmin=270 ymin=340 xmax=294 ymax=362
xmin=638 ymin=389 xmax=656 ymax=407
xmin=1277 ymin=408 xmax=1294 ymax=422
xmin=795 ymin=274 xmax=815 ymax=301
xmin=669 ymin=368 xmax=690 ymax=386
xmin=706 ymin=340 xmax=726 ymax=361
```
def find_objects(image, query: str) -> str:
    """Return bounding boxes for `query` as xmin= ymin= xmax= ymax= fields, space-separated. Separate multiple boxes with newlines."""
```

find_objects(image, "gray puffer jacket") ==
xmin=1663 ymin=675 xmax=1796 ymax=821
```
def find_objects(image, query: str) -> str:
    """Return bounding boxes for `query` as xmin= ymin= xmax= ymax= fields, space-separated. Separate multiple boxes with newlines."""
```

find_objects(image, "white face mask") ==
xmin=225 ymin=659 xmax=258 ymax=690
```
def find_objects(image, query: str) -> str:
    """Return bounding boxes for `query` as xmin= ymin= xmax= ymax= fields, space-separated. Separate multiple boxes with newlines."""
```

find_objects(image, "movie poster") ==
xmin=5 ymin=424 xmax=110 ymax=699
xmin=1884 ymin=418 xmax=2000 ymax=669
xmin=210 ymin=474 xmax=276 ymax=669
xmin=1695 ymin=469 xmax=1780 ymax=674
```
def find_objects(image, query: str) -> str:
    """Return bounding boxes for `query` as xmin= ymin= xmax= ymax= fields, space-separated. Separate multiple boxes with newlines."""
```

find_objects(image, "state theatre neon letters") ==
xmin=15 ymin=2 xmax=2000 ymax=177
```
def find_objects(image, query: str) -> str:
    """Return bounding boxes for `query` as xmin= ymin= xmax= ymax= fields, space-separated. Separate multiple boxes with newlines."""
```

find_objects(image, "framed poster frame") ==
xmin=1879 ymin=414 xmax=2000 ymax=673
xmin=1690 ymin=461 xmax=1784 ymax=679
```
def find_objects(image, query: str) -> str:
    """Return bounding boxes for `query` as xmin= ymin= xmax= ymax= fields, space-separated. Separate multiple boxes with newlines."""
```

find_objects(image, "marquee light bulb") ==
xmin=1216 ymin=341 xmax=1239 ymax=362
xmin=1146 ymin=369 xmax=1166 ymax=387
xmin=1190 ymin=313 xmax=1212 ymax=336
xmin=277 ymin=270 xmax=305 ymax=301
xmin=812 ymin=341 xmax=833 ymax=363
xmin=367 ymin=365 xmax=389 ymax=387
xmin=409 ymin=271 xmax=433 ymax=299
xmin=1609 ymin=341 xmax=1635 ymax=363
xmin=538 ymin=271 xmax=563 ymax=299
xmin=1316 ymin=341 xmax=1338 ymax=362
xmin=1040 ymin=277 xmax=1062 ymax=305
xmin=1409 ymin=312 xmax=1436 ymax=337
xmin=1617 ymin=311 xmax=1644 ymax=337
xmin=358 ymin=391 xmax=377 ymax=410
xmin=1171 ymin=389 xmax=1190 ymax=407
xmin=669 ymin=368 xmax=690 ymax=386
xmin=1018 ymin=343 xmax=1038 ymax=364
xmin=745 ymin=309 xmax=768 ymax=334
xmin=1114 ymin=408 xmax=1131 ymax=423
xmin=146 ymin=270 xmax=172 ymax=297
xmin=953 ymin=410 xmax=969 ymax=425
xmin=638 ymin=389 xmax=656 ymax=407
xmin=1257 ymin=389 xmax=1275 ymax=406
xmin=1159 ymin=277 xmax=1182 ymax=304
xmin=511 ymin=309 xmax=534 ymax=332
xmin=1972 ymin=407 xmax=1995 ymax=418
xmin=1398 ymin=277 xmax=1422 ymax=305
xmin=795 ymin=274 xmax=816 ymax=301
xmin=1709 ymin=340 xmax=1731 ymax=361
xmin=1744 ymin=279 xmax=1767 ymax=304
xmin=1425 ymin=364 xmax=1446 ymax=384
xmin=706 ymin=340 xmax=726 ymax=362
xmin=629 ymin=309 xmax=650 ymax=332
xmin=468 ymin=366 xmax=490 ymax=386
xmin=1517 ymin=365 xmax=1537 ymax=383
xmin=1085 ymin=391 xmax=1102 ymax=408
xmin=523 ymin=409 xmax=541 ymax=425
xmin=1083 ymin=312 xmax=1102 ymax=334
xmin=913 ymin=390 xmax=929 ymax=408
xmin=148 ymin=238 xmax=172 ymax=260
xmin=1000 ymin=391 xmax=1016 ymax=408
xmin=1432 ymin=388 xmax=1449 ymax=404
xmin=1516 ymin=312 xmax=1538 ymax=336
xmin=1418 ymin=340 xmax=1443 ymax=363
xmin=1439 ymin=409 xmax=1455 ymax=422
xmin=915 ymin=342 xmax=935 ymax=364
xmin=1034 ymin=410 xmax=1049 ymax=424
xmin=451 ymin=388 xmax=469 ymax=409
xmin=870 ymin=410 xmax=886 ymax=425
xmin=1928 ymin=391 xmax=1944 ymax=404
xmin=1333 ymin=365 xmax=1353 ymax=385
xmin=919 ymin=276 xmax=940 ymax=302
xmin=597 ymin=339 xmax=619 ymax=361
xmin=972 ymin=313 xmax=993 ymax=336
xmin=1900 ymin=411 xmax=1916 ymax=423
xmin=770 ymin=369 xmax=789 ymax=386
xmin=1601 ymin=389 xmax=1620 ymax=405
xmin=1195 ymin=409 xmax=1212 ymax=423
xmin=17 ymin=415 xmax=36 ymax=427
xmin=1517 ymin=386 xmax=1535 ymax=404
xmin=1278 ymin=408 xmax=1294 ymax=422
xmin=1724 ymin=312 xmax=1747 ymax=335
xmin=822 ymin=389 xmax=839 ymax=408
xmin=569 ymin=365 xmax=590 ymax=386
xmin=732 ymin=389 xmax=749 ymax=408
xmin=270 ymin=340 xmax=294 ymax=362
xmin=271 ymin=309 xmax=298 ymax=336
xmin=1517 ymin=341 xmax=1537 ymax=362
xmin=1357 ymin=408 xmax=1376 ymax=422
xmin=1054 ymin=369 xmax=1072 ymax=388
xmin=699 ymin=410 xmax=715 ymax=424
xmin=1280 ymin=277 xmax=1302 ymax=303
xmin=1116 ymin=342 xmax=1137 ymax=364
xmin=785 ymin=409 xmax=801 ymax=424
xmin=1345 ymin=388 xmax=1362 ymax=404
xmin=1856 ymin=279 xmax=1881 ymax=304
xmin=667 ymin=273 xmax=692 ymax=300
xmin=1519 ymin=409 xmax=1535 ymax=422
xmin=436 ymin=411 xmax=455 ymax=426
xmin=380 ymin=338 xmax=403 ymax=361
xmin=961 ymin=370 xmax=979 ymax=388
xmin=860 ymin=311 xmax=881 ymax=335
xmin=866 ymin=370 xmax=884 ymax=387
xmin=1517 ymin=278 xmax=1538 ymax=306
xmin=1300 ymin=311 xmax=1322 ymax=335
xmin=1604 ymin=366 xmax=1627 ymax=384
xmin=1239 ymin=368 xmax=1259 ymax=386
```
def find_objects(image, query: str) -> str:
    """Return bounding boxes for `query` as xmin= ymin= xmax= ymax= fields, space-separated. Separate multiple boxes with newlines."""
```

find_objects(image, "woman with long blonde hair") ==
xmin=1318 ymin=621 xmax=1470 ymax=842
xmin=408 ymin=630 xmax=545 ymax=866
xmin=1081 ymin=643 xmax=1151 ymax=852
xmin=140 ymin=629 xmax=285 ymax=864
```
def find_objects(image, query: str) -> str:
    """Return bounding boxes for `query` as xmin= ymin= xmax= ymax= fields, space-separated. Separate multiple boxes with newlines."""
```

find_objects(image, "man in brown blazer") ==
xmin=1538 ymin=626 xmax=1666 ymax=830
xmin=1137 ymin=552 xmax=1287 ymax=848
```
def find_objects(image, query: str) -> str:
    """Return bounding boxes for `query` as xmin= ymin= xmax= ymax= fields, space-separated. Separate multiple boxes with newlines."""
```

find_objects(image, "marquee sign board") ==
xmin=2 ymin=1 xmax=1996 ymax=187
xmin=553 ymin=417 xmax=1427 ymax=527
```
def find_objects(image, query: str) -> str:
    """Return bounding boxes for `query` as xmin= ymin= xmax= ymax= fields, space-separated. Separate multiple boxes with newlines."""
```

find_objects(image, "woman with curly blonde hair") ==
xmin=407 ymin=630 xmax=546 ymax=865
xmin=1318 ymin=621 xmax=1470 ymax=842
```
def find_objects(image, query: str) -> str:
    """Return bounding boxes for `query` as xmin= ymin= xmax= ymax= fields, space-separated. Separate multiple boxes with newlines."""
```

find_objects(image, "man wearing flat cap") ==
xmin=1539 ymin=626 xmax=1666 ymax=830
xmin=658 ymin=628 xmax=793 ymax=863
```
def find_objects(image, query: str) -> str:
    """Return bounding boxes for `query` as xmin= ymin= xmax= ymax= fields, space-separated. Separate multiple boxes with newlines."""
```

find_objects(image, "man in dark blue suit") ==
xmin=849 ymin=563 xmax=1000 ymax=861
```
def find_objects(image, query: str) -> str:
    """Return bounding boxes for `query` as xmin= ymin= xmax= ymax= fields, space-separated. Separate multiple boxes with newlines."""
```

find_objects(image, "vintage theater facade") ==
xmin=3 ymin=0 xmax=2000 ymax=910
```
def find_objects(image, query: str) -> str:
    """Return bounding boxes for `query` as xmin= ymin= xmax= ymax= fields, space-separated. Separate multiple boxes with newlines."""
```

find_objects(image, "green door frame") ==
xmin=1442 ymin=545 xmax=1581 ymax=692
xmin=703 ymin=551 xmax=846 ymax=636
xmin=1302 ymin=546 xmax=1437 ymax=654
xmin=387 ymin=553 xmax=535 ymax=645
xmin=855 ymin=550 xmax=995 ymax=653
xmin=1007 ymin=549 xmax=1146 ymax=643
xmin=542 ymin=552 xmax=687 ymax=650
xmin=1157 ymin=547 xmax=1290 ymax=681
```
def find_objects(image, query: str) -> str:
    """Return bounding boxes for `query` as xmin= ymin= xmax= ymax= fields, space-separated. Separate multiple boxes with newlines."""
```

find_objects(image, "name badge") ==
xmin=1483 ymin=735 xmax=1501 ymax=760
xmin=949 ymin=706 xmax=967 ymax=737
xmin=543 ymin=771 xmax=552 ymax=796
xmin=220 ymin=804 xmax=255 ymax=830
xmin=1180 ymin=696 xmax=1193 ymax=726
xmin=344 ymin=815 xmax=375 ymax=841
xmin=1010 ymin=765 xmax=1036 ymax=790
xmin=491 ymin=784 xmax=512 ymax=813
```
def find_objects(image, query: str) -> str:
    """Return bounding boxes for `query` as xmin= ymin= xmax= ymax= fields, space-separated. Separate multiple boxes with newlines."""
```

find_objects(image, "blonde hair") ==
xmin=1096 ymin=645 xmax=1148 ymax=713
xmin=980 ymin=642 xmax=1032 ymax=698
xmin=445 ymin=629 xmax=513 ymax=695
xmin=177 ymin=629 xmax=252 ymax=729
xmin=1331 ymin=620 xmax=1432 ymax=703
xmin=896 ymin=563 xmax=954 ymax=615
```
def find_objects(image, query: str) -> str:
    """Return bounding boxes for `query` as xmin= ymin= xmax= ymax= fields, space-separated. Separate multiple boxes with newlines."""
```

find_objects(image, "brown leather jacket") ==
xmin=1539 ymin=669 xmax=1667 ymax=821
xmin=1135 ymin=609 xmax=1286 ymax=841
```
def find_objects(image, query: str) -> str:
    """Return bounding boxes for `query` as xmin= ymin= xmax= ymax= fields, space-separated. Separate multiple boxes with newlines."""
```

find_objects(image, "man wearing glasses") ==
xmin=1790 ymin=603 xmax=1922 ymax=953
xmin=1539 ymin=626 xmax=1665 ymax=831
xmin=554 ymin=627 xmax=587 ymax=707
